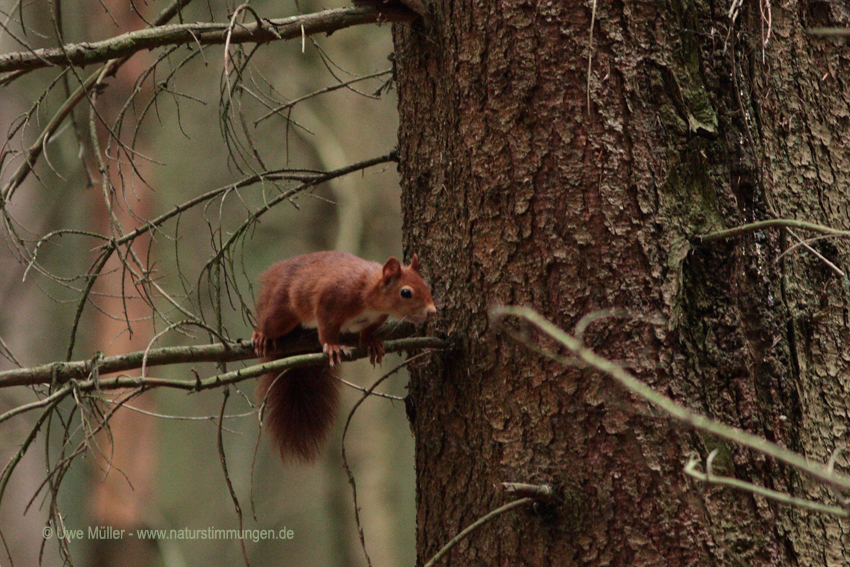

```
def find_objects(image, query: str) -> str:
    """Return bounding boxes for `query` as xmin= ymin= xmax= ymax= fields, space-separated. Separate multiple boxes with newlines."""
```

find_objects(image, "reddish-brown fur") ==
xmin=256 ymin=365 xmax=339 ymax=462
xmin=253 ymin=251 xmax=436 ymax=462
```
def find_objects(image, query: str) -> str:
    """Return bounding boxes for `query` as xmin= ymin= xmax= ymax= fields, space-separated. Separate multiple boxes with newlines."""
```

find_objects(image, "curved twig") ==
xmin=423 ymin=498 xmax=535 ymax=567
xmin=340 ymin=352 xmax=430 ymax=567
xmin=493 ymin=305 xmax=850 ymax=494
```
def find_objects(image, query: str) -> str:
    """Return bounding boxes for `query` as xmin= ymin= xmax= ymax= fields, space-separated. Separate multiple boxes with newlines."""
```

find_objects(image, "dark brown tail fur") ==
xmin=257 ymin=364 xmax=340 ymax=462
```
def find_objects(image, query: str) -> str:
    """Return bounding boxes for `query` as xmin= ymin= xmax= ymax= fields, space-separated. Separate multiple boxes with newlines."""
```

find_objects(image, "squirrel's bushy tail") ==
xmin=258 ymin=364 xmax=340 ymax=462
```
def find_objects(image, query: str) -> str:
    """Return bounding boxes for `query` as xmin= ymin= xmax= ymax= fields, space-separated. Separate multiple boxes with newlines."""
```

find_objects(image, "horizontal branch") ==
xmin=698 ymin=219 xmax=850 ymax=242
xmin=68 ymin=336 xmax=446 ymax=394
xmin=807 ymin=28 xmax=850 ymax=37
xmin=0 ymin=341 xmax=252 ymax=388
xmin=0 ymin=5 xmax=416 ymax=75
xmin=0 ymin=322 xmax=442 ymax=388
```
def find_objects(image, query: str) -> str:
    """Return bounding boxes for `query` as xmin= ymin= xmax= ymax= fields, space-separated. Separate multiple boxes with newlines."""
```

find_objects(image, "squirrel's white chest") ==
xmin=301 ymin=310 xmax=385 ymax=333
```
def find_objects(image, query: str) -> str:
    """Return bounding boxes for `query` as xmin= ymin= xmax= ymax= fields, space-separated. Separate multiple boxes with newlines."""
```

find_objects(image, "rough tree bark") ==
xmin=395 ymin=1 xmax=850 ymax=565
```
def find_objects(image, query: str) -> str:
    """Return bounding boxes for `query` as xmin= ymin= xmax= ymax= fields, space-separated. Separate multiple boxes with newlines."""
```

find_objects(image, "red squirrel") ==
xmin=252 ymin=251 xmax=436 ymax=462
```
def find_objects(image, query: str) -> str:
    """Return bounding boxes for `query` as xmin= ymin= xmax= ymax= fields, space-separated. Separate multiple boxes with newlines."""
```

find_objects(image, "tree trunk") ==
xmin=395 ymin=2 xmax=850 ymax=565
xmin=87 ymin=4 xmax=160 ymax=566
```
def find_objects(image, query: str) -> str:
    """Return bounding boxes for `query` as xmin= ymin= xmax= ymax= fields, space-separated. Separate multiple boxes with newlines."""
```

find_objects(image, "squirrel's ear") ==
xmin=382 ymin=257 xmax=402 ymax=282
xmin=409 ymin=254 xmax=420 ymax=272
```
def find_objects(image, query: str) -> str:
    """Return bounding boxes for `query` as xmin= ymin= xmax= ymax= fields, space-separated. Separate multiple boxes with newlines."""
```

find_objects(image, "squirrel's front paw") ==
xmin=364 ymin=338 xmax=385 ymax=366
xmin=323 ymin=343 xmax=351 ymax=366
xmin=252 ymin=331 xmax=272 ymax=357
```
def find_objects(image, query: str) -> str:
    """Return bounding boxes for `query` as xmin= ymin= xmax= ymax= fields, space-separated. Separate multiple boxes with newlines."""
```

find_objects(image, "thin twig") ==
xmin=338 ymin=377 xmax=403 ymax=400
xmin=216 ymin=388 xmax=251 ymax=566
xmin=0 ymin=0 xmax=196 ymax=204
xmin=699 ymin=219 xmax=850 ymax=243
xmin=422 ymin=498 xmax=534 ymax=567
xmin=786 ymin=229 xmax=845 ymax=278
xmin=254 ymin=69 xmax=392 ymax=125
xmin=108 ymin=150 xmax=397 ymax=251
xmin=807 ymin=28 xmax=850 ymax=37
xmin=0 ymin=384 xmax=73 ymax=506
xmin=0 ymin=383 xmax=74 ymax=424
xmin=586 ymin=0 xmax=596 ymax=114
xmin=684 ymin=452 xmax=848 ymax=517
xmin=340 ymin=352 xmax=431 ymax=567
xmin=196 ymin=151 xmax=398 ymax=285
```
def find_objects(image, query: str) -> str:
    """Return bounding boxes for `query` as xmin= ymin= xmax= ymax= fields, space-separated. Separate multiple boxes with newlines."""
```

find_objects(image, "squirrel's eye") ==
xmin=400 ymin=287 xmax=413 ymax=299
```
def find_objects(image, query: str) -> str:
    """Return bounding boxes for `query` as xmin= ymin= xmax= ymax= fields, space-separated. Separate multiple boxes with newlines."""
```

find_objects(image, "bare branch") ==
xmin=492 ymin=306 xmax=850 ymax=495
xmin=699 ymin=218 xmax=850 ymax=242
xmin=0 ymin=329 xmax=446 ymax=389
xmin=0 ymin=5 xmax=416 ymax=76
xmin=684 ymin=452 xmax=850 ymax=517
xmin=0 ymin=0 xmax=195 ymax=203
